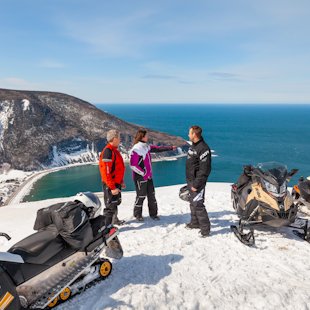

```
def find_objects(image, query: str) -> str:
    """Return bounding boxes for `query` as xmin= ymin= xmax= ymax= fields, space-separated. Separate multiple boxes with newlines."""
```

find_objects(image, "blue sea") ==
xmin=24 ymin=104 xmax=310 ymax=201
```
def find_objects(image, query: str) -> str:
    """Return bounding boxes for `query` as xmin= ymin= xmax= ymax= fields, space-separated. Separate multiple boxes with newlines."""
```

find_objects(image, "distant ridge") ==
xmin=0 ymin=88 xmax=187 ymax=170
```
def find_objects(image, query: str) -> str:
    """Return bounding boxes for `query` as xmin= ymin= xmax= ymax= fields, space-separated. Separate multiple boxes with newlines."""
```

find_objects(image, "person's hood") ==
xmin=129 ymin=142 xmax=150 ymax=159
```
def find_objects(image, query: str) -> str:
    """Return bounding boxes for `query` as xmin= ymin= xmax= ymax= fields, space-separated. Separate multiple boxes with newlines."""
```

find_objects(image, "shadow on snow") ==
xmin=57 ymin=253 xmax=183 ymax=310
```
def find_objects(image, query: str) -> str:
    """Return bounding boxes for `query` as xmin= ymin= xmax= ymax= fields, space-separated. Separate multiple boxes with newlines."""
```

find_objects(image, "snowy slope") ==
xmin=1 ymin=183 xmax=310 ymax=310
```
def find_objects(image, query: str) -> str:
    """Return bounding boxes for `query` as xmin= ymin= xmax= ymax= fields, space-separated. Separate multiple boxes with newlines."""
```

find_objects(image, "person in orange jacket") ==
xmin=99 ymin=129 xmax=126 ymax=226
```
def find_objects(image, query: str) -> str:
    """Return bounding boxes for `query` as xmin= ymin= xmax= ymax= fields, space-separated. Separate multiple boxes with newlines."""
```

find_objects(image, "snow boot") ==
xmin=185 ymin=223 xmax=200 ymax=230
xmin=112 ymin=218 xmax=126 ymax=226
xmin=199 ymin=230 xmax=210 ymax=238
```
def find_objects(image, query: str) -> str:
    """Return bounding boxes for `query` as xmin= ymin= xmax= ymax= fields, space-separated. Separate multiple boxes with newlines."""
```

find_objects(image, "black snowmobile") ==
xmin=230 ymin=162 xmax=310 ymax=246
xmin=0 ymin=192 xmax=123 ymax=309
xmin=292 ymin=176 xmax=310 ymax=209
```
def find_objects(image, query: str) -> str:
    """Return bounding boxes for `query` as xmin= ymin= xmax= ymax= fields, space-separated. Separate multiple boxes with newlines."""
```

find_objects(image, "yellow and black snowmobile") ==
xmin=230 ymin=162 xmax=309 ymax=246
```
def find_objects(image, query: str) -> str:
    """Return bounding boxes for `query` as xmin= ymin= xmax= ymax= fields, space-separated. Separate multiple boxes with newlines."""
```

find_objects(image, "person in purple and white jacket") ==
xmin=130 ymin=129 xmax=176 ymax=221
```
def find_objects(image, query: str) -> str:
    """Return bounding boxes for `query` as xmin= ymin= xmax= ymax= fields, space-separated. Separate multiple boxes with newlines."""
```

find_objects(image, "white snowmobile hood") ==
xmin=129 ymin=142 xmax=150 ymax=159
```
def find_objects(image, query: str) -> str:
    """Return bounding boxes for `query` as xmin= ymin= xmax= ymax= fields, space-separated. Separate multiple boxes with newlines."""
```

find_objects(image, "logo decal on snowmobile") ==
xmin=0 ymin=292 xmax=14 ymax=310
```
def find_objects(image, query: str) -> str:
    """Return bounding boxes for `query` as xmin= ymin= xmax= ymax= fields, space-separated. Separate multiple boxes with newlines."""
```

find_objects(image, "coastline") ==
xmin=1 ymin=153 xmax=188 ymax=206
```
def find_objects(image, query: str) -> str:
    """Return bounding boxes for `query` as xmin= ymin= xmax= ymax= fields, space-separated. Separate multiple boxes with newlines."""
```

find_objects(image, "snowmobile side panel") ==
xmin=246 ymin=183 xmax=280 ymax=211
xmin=0 ymin=267 xmax=21 ymax=310
xmin=284 ymin=195 xmax=294 ymax=212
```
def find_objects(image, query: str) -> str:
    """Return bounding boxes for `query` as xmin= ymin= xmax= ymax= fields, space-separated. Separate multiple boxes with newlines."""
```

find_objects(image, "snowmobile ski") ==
xmin=230 ymin=225 xmax=255 ymax=247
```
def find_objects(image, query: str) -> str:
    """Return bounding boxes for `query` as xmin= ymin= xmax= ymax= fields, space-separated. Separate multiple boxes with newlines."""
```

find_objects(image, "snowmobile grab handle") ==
xmin=0 ymin=232 xmax=11 ymax=240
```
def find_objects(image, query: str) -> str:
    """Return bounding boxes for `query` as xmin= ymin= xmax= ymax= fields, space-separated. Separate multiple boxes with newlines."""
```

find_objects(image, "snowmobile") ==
xmin=0 ymin=192 xmax=123 ymax=310
xmin=292 ymin=176 xmax=310 ymax=209
xmin=230 ymin=162 xmax=310 ymax=246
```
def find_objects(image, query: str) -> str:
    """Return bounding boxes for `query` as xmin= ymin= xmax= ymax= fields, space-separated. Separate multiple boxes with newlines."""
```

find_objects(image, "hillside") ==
xmin=0 ymin=89 xmax=187 ymax=170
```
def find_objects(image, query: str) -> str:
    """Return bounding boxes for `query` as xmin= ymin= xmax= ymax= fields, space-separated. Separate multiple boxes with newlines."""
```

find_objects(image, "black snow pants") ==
xmin=133 ymin=177 xmax=158 ymax=218
xmin=102 ymin=183 xmax=122 ymax=226
xmin=189 ymin=186 xmax=210 ymax=234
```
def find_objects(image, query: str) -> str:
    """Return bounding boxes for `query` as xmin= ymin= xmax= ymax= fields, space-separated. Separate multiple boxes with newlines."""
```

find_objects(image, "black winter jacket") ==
xmin=186 ymin=138 xmax=211 ymax=190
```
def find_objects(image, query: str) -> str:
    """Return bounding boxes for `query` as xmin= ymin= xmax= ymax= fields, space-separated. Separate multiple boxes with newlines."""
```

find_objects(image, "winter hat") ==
xmin=107 ymin=129 xmax=120 ymax=142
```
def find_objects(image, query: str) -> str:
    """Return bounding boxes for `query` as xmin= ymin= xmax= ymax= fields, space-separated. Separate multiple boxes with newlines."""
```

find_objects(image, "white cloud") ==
xmin=0 ymin=77 xmax=38 ymax=89
xmin=39 ymin=59 xmax=65 ymax=69
xmin=55 ymin=1 xmax=310 ymax=59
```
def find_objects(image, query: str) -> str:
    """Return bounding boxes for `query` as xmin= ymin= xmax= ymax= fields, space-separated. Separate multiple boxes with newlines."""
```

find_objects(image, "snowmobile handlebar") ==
xmin=0 ymin=232 xmax=11 ymax=240
xmin=287 ymin=169 xmax=298 ymax=181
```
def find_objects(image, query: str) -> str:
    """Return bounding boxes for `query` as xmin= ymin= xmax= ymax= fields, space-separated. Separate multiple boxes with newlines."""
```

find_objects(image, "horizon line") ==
xmin=94 ymin=102 xmax=310 ymax=105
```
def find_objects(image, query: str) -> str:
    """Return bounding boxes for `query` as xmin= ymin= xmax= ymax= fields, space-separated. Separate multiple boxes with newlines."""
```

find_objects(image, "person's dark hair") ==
xmin=190 ymin=125 xmax=202 ymax=139
xmin=134 ymin=128 xmax=147 ymax=145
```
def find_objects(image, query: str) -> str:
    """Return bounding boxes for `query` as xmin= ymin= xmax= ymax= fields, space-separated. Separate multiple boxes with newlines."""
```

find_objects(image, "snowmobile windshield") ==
xmin=256 ymin=162 xmax=288 ymax=184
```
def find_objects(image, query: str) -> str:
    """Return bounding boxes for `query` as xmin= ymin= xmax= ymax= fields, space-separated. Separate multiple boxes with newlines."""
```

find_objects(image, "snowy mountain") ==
xmin=1 ymin=184 xmax=310 ymax=309
xmin=0 ymin=89 xmax=187 ymax=171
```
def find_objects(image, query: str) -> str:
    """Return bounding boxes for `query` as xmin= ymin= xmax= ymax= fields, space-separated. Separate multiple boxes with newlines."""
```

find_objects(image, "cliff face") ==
xmin=0 ymin=89 xmax=187 ymax=170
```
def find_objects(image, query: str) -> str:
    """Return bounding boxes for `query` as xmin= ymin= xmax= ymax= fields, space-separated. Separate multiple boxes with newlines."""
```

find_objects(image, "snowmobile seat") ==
xmin=8 ymin=225 xmax=69 ymax=264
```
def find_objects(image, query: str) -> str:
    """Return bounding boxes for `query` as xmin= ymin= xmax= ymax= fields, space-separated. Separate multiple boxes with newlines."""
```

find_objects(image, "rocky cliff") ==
xmin=0 ymin=89 xmax=187 ymax=170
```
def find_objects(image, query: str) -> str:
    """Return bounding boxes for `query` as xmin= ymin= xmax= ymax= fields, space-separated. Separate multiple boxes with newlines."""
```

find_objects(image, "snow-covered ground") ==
xmin=1 ymin=183 xmax=310 ymax=309
xmin=0 ymin=169 xmax=31 ymax=205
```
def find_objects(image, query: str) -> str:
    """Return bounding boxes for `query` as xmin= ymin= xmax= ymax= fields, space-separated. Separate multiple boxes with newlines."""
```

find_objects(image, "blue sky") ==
xmin=0 ymin=0 xmax=310 ymax=104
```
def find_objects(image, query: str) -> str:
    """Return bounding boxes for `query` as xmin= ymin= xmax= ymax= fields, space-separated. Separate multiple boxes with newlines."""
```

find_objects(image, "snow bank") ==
xmin=1 ymin=184 xmax=310 ymax=309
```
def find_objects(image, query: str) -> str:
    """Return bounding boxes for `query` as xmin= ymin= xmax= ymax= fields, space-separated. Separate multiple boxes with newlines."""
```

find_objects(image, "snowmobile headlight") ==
xmin=263 ymin=180 xmax=277 ymax=195
xmin=263 ymin=180 xmax=286 ymax=198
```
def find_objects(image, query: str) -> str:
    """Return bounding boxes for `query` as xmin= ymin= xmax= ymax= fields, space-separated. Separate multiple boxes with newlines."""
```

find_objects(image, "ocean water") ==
xmin=24 ymin=104 xmax=310 ymax=201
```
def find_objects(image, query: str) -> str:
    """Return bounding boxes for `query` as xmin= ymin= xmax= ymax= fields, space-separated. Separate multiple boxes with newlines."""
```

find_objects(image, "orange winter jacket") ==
xmin=99 ymin=144 xmax=125 ymax=190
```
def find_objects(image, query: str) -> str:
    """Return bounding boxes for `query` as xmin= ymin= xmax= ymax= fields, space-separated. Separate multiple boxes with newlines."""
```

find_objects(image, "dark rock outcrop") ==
xmin=0 ymin=89 xmax=187 ymax=170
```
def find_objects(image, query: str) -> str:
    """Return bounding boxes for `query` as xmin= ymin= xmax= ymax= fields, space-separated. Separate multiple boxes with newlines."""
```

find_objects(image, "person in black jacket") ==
xmin=185 ymin=125 xmax=212 ymax=237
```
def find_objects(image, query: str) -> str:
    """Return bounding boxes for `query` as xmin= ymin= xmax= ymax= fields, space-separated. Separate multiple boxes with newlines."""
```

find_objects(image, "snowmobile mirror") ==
xmin=0 ymin=232 xmax=11 ymax=240
xmin=287 ymin=169 xmax=298 ymax=180
xmin=243 ymin=165 xmax=253 ymax=176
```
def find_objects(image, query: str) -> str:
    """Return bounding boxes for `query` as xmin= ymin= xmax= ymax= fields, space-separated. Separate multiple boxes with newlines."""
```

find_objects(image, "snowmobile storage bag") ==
xmin=33 ymin=203 xmax=63 ymax=231
xmin=51 ymin=201 xmax=94 ymax=250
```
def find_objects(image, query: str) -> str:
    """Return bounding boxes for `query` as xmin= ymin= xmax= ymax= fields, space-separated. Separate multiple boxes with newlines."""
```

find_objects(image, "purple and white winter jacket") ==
xmin=129 ymin=142 xmax=174 ymax=180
